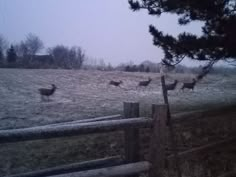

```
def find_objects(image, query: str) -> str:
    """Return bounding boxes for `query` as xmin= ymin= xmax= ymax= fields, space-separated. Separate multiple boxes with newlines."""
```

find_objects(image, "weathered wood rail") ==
xmin=0 ymin=102 xmax=235 ymax=177
xmin=0 ymin=117 xmax=152 ymax=143
xmin=0 ymin=102 xmax=162 ymax=177
xmin=52 ymin=161 xmax=151 ymax=177
xmin=7 ymin=156 xmax=123 ymax=177
xmin=43 ymin=114 xmax=122 ymax=128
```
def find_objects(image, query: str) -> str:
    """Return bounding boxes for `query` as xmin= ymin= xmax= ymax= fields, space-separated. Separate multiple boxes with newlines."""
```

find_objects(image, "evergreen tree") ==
xmin=7 ymin=45 xmax=17 ymax=63
xmin=0 ymin=48 xmax=3 ymax=63
xmin=129 ymin=0 xmax=236 ymax=77
xmin=125 ymin=65 xmax=131 ymax=72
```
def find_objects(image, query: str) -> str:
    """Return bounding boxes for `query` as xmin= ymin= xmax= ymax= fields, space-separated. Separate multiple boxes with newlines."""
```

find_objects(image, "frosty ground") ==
xmin=0 ymin=68 xmax=235 ymax=130
xmin=0 ymin=68 xmax=235 ymax=176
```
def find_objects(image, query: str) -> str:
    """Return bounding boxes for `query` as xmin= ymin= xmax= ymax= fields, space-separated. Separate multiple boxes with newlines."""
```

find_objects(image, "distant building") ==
xmin=33 ymin=55 xmax=54 ymax=65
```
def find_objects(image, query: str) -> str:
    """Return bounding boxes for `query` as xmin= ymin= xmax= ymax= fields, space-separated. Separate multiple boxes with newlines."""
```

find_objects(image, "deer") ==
xmin=137 ymin=77 xmax=152 ymax=88
xmin=181 ymin=79 xmax=197 ymax=90
xmin=165 ymin=80 xmax=178 ymax=91
xmin=39 ymin=84 xmax=57 ymax=100
xmin=109 ymin=80 xmax=123 ymax=87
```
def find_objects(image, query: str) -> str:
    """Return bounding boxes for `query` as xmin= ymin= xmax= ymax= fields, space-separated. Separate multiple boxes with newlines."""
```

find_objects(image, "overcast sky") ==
xmin=0 ymin=0 xmax=203 ymax=66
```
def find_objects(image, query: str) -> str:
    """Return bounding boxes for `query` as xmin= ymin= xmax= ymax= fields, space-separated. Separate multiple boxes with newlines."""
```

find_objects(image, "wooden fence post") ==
xmin=123 ymin=102 xmax=140 ymax=165
xmin=149 ymin=104 xmax=168 ymax=177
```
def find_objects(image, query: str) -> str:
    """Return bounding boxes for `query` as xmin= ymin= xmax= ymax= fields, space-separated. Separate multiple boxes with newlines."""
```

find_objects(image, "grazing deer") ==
xmin=181 ymin=79 xmax=196 ymax=90
xmin=165 ymin=80 xmax=178 ymax=91
xmin=39 ymin=84 xmax=57 ymax=100
xmin=109 ymin=80 xmax=123 ymax=87
xmin=137 ymin=77 xmax=152 ymax=88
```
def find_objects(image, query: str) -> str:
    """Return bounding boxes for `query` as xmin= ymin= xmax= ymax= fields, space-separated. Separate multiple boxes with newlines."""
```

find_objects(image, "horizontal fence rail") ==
xmin=6 ymin=156 xmax=123 ymax=177
xmin=0 ymin=117 xmax=152 ymax=144
xmin=43 ymin=114 xmax=122 ymax=128
xmin=1 ymin=102 xmax=235 ymax=177
xmin=51 ymin=161 xmax=151 ymax=177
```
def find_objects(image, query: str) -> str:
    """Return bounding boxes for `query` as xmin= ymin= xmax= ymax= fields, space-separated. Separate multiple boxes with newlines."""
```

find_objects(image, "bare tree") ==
xmin=0 ymin=35 xmax=8 ymax=50
xmin=69 ymin=46 xmax=85 ymax=69
xmin=14 ymin=41 xmax=29 ymax=57
xmin=14 ymin=41 xmax=31 ymax=67
xmin=0 ymin=35 xmax=8 ymax=62
xmin=14 ymin=34 xmax=44 ymax=66
xmin=15 ymin=34 xmax=43 ymax=58
xmin=25 ymin=33 xmax=44 ymax=56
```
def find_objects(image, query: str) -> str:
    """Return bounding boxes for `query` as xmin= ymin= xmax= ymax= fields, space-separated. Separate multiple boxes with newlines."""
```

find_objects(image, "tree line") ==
xmin=0 ymin=33 xmax=85 ymax=69
xmin=0 ymin=33 xmax=235 ymax=75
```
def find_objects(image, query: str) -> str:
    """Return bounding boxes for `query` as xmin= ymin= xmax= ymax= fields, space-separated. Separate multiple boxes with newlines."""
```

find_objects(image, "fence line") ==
xmin=7 ymin=156 xmax=122 ymax=177
xmin=0 ymin=102 xmax=235 ymax=177
xmin=52 ymin=161 xmax=151 ymax=177
xmin=43 ymin=114 xmax=122 ymax=128
xmin=0 ymin=117 xmax=152 ymax=144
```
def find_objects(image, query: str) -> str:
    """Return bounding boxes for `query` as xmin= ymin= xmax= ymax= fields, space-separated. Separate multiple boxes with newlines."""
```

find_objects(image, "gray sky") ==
xmin=0 ymin=0 xmax=203 ymax=66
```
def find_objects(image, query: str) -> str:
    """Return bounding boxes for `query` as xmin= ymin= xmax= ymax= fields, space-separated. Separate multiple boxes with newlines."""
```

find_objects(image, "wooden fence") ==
xmin=0 ymin=102 xmax=235 ymax=177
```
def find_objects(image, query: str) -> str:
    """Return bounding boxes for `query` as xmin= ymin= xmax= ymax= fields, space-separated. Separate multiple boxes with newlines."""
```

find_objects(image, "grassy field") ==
xmin=0 ymin=68 xmax=235 ymax=176
xmin=0 ymin=68 xmax=235 ymax=130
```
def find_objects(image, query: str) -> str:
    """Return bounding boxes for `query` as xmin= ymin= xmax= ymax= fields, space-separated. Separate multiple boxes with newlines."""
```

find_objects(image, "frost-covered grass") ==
xmin=0 ymin=68 xmax=235 ymax=130
xmin=0 ymin=68 xmax=235 ymax=176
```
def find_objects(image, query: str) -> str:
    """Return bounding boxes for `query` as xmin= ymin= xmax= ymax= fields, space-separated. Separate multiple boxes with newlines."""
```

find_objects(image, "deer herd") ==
xmin=38 ymin=77 xmax=197 ymax=101
xmin=109 ymin=77 xmax=197 ymax=91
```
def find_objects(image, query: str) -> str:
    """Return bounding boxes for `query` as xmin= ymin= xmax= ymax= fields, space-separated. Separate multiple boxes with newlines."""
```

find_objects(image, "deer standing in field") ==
xmin=181 ymin=79 xmax=196 ymax=91
xmin=39 ymin=84 xmax=57 ymax=101
xmin=137 ymin=77 xmax=152 ymax=89
xmin=109 ymin=80 xmax=123 ymax=87
xmin=165 ymin=80 xmax=178 ymax=91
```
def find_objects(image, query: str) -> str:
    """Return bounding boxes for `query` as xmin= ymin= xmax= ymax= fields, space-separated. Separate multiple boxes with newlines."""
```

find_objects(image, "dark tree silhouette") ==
xmin=139 ymin=64 xmax=145 ymax=72
xmin=0 ymin=35 xmax=7 ymax=63
xmin=48 ymin=45 xmax=85 ymax=69
xmin=7 ymin=45 xmax=17 ymax=63
xmin=145 ymin=66 xmax=150 ymax=73
xmin=0 ymin=50 xmax=3 ymax=63
xmin=125 ymin=65 xmax=131 ymax=72
xmin=129 ymin=0 xmax=236 ymax=78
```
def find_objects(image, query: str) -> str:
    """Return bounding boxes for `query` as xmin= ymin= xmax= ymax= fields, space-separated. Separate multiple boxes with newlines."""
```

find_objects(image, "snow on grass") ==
xmin=0 ymin=69 xmax=235 ymax=130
